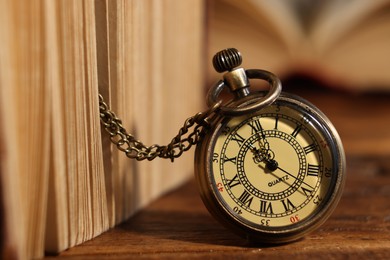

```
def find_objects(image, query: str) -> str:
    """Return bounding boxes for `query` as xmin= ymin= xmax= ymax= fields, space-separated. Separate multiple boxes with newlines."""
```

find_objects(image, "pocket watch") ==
xmin=99 ymin=48 xmax=346 ymax=244
xmin=195 ymin=49 xmax=346 ymax=243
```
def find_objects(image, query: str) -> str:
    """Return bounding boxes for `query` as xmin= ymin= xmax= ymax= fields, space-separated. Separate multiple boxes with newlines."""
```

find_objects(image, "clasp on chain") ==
xmin=195 ymin=100 xmax=222 ymax=127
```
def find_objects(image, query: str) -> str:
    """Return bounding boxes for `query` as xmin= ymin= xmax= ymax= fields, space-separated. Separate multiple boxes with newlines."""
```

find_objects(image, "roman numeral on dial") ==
xmin=238 ymin=190 xmax=254 ymax=207
xmin=307 ymin=164 xmax=320 ymax=176
xmin=304 ymin=143 xmax=317 ymax=154
xmin=226 ymin=174 xmax=240 ymax=188
xmin=274 ymin=115 xmax=279 ymax=130
xmin=281 ymin=198 xmax=296 ymax=212
xmin=259 ymin=200 xmax=274 ymax=214
xmin=223 ymin=155 xmax=236 ymax=164
xmin=301 ymin=186 xmax=313 ymax=197
xmin=231 ymin=132 xmax=245 ymax=146
xmin=291 ymin=124 xmax=302 ymax=138
xmin=248 ymin=119 xmax=263 ymax=135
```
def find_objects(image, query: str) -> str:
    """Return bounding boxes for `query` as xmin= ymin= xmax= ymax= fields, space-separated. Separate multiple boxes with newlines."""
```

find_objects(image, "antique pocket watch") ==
xmin=99 ymin=48 xmax=346 ymax=244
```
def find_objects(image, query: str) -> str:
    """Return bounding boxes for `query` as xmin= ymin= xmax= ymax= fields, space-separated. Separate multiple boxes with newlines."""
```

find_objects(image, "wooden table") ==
xmin=47 ymin=87 xmax=390 ymax=259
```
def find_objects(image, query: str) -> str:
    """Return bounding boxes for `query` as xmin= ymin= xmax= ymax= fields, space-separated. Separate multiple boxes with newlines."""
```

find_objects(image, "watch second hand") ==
xmin=275 ymin=164 xmax=315 ymax=190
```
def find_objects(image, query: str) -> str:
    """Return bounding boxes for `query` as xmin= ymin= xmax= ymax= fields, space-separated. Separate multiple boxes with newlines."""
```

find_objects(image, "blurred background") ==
xmin=206 ymin=0 xmax=390 ymax=166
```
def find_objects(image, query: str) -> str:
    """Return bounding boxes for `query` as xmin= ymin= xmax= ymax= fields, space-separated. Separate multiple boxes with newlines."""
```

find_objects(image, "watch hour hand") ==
xmin=249 ymin=144 xmax=264 ymax=164
xmin=256 ymin=131 xmax=276 ymax=162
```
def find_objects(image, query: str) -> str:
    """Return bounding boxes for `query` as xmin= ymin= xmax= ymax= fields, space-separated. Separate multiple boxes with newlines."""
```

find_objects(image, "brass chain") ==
xmin=99 ymin=94 xmax=220 ymax=162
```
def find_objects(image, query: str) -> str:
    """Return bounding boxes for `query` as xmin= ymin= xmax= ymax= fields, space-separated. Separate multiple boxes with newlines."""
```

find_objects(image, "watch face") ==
xmin=195 ymin=92 xmax=345 ymax=243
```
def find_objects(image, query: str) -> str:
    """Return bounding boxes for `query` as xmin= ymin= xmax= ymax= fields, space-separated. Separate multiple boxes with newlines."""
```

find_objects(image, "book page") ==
xmin=0 ymin=2 xmax=26 ymax=258
xmin=0 ymin=0 xmax=50 ymax=258
xmin=207 ymin=0 xmax=305 ymax=82
xmin=95 ymin=0 xmax=204 ymax=229
xmin=247 ymin=0 xmax=305 ymax=51
xmin=207 ymin=0 xmax=390 ymax=89
xmin=45 ymin=0 xmax=109 ymax=252
xmin=308 ymin=0 xmax=390 ymax=88
xmin=131 ymin=0 xmax=204 ymax=208
xmin=1 ymin=0 xmax=204 ymax=257
xmin=309 ymin=0 xmax=390 ymax=52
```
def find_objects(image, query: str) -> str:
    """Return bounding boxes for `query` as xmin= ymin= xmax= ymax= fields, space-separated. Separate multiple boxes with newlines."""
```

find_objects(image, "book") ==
xmin=207 ymin=0 xmax=390 ymax=90
xmin=0 ymin=0 xmax=204 ymax=259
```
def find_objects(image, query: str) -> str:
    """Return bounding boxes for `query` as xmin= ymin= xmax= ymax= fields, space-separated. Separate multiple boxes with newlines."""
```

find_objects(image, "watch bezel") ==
xmin=194 ymin=92 xmax=346 ymax=244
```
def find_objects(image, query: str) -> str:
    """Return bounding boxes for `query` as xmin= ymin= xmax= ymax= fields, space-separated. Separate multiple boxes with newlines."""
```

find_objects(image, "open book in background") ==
xmin=0 ymin=0 xmax=204 ymax=259
xmin=207 ymin=0 xmax=390 ymax=159
xmin=207 ymin=0 xmax=390 ymax=91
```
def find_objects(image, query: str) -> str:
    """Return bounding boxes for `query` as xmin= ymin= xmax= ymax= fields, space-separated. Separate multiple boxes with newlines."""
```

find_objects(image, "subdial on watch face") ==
xmin=215 ymin=104 xmax=331 ymax=228
xmin=237 ymin=129 xmax=308 ymax=205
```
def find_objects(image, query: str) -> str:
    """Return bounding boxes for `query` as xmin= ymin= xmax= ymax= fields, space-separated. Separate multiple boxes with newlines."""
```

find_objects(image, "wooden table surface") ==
xmin=47 ymin=163 xmax=390 ymax=259
xmin=47 ymin=87 xmax=390 ymax=259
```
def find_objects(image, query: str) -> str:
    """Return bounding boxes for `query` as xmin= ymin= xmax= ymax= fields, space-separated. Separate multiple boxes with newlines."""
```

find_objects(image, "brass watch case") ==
xmin=194 ymin=92 xmax=346 ymax=244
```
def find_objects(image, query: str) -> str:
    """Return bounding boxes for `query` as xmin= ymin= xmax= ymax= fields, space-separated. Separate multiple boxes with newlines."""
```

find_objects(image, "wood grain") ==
xmin=45 ymin=89 xmax=390 ymax=259
xmin=44 ymin=158 xmax=390 ymax=259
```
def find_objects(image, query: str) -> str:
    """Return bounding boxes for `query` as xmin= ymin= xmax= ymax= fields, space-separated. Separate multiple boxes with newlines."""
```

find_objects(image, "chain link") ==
xmin=99 ymin=94 xmax=220 ymax=162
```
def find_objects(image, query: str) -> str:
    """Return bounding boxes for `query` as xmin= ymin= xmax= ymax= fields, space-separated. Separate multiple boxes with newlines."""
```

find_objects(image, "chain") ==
xmin=99 ymin=94 xmax=220 ymax=162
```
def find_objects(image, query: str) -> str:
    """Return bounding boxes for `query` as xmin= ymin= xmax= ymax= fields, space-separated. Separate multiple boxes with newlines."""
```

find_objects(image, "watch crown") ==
xmin=212 ymin=48 xmax=242 ymax=73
